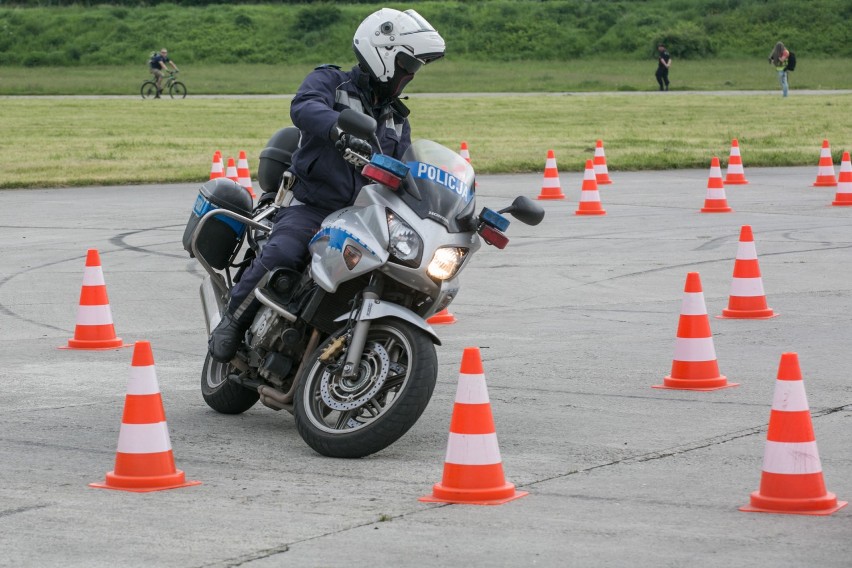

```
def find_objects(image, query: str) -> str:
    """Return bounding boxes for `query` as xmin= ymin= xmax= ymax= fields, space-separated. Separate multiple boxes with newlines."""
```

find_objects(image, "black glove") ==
xmin=335 ymin=133 xmax=372 ymax=165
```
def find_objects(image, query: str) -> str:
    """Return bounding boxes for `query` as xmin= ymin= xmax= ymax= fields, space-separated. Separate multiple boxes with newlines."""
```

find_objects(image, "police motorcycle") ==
xmin=183 ymin=109 xmax=544 ymax=458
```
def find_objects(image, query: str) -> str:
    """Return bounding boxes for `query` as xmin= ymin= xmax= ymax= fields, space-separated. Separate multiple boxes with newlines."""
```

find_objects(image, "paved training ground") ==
xmin=1 ymin=167 xmax=850 ymax=567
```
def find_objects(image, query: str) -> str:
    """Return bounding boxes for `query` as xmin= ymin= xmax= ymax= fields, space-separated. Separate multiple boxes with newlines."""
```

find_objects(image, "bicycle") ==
xmin=141 ymin=71 xmax=187 ymax=99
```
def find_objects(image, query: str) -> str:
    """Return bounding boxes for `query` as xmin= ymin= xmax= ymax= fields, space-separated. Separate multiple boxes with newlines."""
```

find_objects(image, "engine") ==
xmin=247 ymin=307 xmax=303 ymax=386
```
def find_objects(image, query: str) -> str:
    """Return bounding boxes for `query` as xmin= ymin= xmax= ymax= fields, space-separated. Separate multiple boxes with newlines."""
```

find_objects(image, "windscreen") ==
xmin=400 ymin=139 xmax=476 ymax=233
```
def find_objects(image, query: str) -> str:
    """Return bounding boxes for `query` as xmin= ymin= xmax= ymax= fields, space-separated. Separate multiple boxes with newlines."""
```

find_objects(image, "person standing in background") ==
xmin=769 ymin=41 xmax=790 ymax=97
xmin=655 ymin=44 xmax=671 ymax=91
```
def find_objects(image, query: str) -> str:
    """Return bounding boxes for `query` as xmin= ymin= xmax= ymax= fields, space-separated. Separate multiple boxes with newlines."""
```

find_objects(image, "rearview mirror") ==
xmin=499 ymin=196 xmax=545 ymax=226
xmin=338 ymin=109 xmax=377 ymax=140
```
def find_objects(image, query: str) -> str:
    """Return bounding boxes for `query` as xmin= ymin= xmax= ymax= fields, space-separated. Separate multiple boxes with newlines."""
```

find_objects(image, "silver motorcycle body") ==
xmin=186 ymin=115 xmax=542 ymax=458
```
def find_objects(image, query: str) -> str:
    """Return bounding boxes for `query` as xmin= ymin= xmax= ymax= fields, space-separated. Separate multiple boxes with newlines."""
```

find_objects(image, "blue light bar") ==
xmin=480 ymin=208 xmax=510 ymax=232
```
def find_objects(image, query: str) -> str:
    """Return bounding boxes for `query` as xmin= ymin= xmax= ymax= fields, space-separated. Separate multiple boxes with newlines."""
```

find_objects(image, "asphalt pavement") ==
xmin=1 ymin=165 xmax=850 ymax=567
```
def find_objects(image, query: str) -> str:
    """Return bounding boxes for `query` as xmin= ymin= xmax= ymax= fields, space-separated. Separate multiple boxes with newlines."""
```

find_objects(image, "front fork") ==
xmin=341 ymin=274 xmax=384 ymax=378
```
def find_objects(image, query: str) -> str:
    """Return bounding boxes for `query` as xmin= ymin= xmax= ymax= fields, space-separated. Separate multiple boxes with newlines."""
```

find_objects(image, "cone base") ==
xmin=740 ymin=492 xmax=847 ymax=516
xmin=700 ymin=207 xmax=733 ymax=213
xmin=596 ymin=177 xmax=613 ymax=185
xmin=717 ymin=308 xmax=778 ymax=319
xmin=60 ymin=338 xmax=130 ymax=350
xmin=653 ymin=376 xmax=739 ymax=391
xmin=419 ymin=482 xmax=528 ymax=505
xmin=813 ymin=182 xmax=838 ymax=187
xmin=831 ymin=201 xmax=852 ymax=206
xmin=536 ymin=194 xmax=566 ymax=200
xmin=575 ymin=210 xmax=606 ymax=216
xmin=427 ymin=315 xmax=457 ymax=325
xmin=724 ymin=179 xmax=749 ymax=185
xmin=90 ymin=469 xmax=201 ymax=493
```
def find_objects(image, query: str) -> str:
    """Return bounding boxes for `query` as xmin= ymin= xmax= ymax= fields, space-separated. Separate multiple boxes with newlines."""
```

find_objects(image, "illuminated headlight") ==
xmin=427 ymin=247 xmax=468 ymax=281
xmin=386 ymin=210 xmax=423 ymax=267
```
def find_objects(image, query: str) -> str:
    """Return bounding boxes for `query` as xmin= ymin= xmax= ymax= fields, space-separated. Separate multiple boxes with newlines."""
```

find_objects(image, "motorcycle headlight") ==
xmin=427 ymin=247 xmax=468 ymax=281
xmin=386 ymin=209 xmax=423 ymax=267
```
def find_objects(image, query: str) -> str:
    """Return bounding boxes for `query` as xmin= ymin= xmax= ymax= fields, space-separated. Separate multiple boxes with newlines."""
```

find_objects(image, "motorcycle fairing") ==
xmin=398 ymin=140 xmax=477 ymax=233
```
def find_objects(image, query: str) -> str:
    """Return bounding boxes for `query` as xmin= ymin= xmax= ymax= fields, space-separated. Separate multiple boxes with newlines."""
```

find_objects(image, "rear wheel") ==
xmin=169 ymin=81 xmax=187 ymax=99
xmin=294 ymin=320 xmax=437 ymax=458
xmin=140 ymin=81 xmax=158 ymax=99
xmin=201 ymin=353 xmax=259 ymax=414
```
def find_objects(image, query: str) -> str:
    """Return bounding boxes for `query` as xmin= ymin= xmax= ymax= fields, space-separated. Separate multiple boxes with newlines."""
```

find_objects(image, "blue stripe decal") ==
xmin=310 ymin=226 xmax=377 ymax=256
xmin=408 ymin=161 xmax=473 ymax=202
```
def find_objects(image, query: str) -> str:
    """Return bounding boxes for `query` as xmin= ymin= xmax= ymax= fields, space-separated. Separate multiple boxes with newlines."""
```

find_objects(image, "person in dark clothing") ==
xmin=208 ymin=8 xmax=446 ymax=363
xmin=655 ymin=44 xmax=671 ymax=91
xmin=149 ymin=48 xmax=179 ymax=98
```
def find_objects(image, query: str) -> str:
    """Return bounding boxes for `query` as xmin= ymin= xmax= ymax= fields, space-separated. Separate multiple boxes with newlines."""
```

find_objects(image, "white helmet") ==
xmin=353 ymin=8 xmax=445 ymax=99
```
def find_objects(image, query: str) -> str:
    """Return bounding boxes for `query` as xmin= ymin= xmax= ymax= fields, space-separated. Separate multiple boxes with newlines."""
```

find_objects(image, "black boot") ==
xmin=208 ymin=312 xmax=249 ymax=363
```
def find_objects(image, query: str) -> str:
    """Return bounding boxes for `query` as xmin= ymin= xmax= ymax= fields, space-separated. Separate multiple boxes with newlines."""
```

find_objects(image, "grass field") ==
xmin=2 ymin=91 xmax=850 ymax=189
xmin=2 ymin=58 xmax=852 ymax=96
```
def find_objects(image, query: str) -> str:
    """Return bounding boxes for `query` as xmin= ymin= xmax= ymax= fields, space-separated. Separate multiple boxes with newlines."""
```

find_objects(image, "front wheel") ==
xmin=294 ymin=320 xmax=437 ymax=458
xmin=201 ymin=353 xmax=259 ymax=414
xmin=169 ymin=81 xmax=187 ymax=99
xmin=140 ymin=81 xmax=158 ymax=99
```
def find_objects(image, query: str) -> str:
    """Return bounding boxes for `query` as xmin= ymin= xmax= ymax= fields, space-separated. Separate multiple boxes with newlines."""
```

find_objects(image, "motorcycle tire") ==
xmin=201 ymin=353 xmax=259 ymax=414
xmin=294 ymin=320 xmax=437 ymax=458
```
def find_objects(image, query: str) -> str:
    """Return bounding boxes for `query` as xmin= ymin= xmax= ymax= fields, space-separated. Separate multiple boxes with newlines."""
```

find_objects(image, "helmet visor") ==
xmin=396 ymin=52 xmax=423 ymax=74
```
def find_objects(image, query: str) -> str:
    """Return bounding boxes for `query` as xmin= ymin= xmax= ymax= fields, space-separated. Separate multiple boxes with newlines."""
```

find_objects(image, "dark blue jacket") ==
xmin=288 ymin=65 xmax=411 ymax=213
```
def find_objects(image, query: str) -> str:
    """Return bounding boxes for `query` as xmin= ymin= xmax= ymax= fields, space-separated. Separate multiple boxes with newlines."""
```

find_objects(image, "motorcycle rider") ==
xmin=208 ymin=8 xmax=446 ymax=363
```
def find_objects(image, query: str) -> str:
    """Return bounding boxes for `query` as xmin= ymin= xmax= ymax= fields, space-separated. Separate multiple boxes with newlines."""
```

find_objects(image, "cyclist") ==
xmin=149 ymin=48 xmax=179 ymax=98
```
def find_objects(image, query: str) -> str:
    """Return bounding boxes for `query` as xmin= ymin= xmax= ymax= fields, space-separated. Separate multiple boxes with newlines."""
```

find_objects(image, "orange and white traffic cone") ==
xmin=575 ymin=159 xmax=606 ymax=215
xmin=654 ymin=272 xmax=738 ymax=391
xmin=813 ymin=139 xmax=838 ymax=187
xmin=740 ymin=353 xmax=846 ymax=515
xmin=831 ymin=151 xmax=852 ymax=206
xmin=225 ymin=157 xmax=239 ymax=184
xmin=459 ymin=141 xmax=471 ymax=164
xmin=700 ymin=157 xmax=733 ymax=213
xmin=593 ymin=139 xmax=613 ymax=185
xmin=90 ymin=341 xmax=201 ymax=492
xmin=209 ymin=151 xmax=223 ymax=180
xmin=723 ymin=139 xmax=749 ymax=185
xmin=237 ymin=150 xmax=257 ymax=199
xmin=536 ymin=150 xmax=565 ymax=200
xmin=60 ymin=249 xmax=129 ymax=351
xmin=420 ymin=347 xmax=527 ymax=505
xmin=459 ymin=141 xmax=479 ymax=187
xmin=427 ymin=308 xmax=456 ymax=325
xmin=717 ymin=225 xmax=778 ymax=319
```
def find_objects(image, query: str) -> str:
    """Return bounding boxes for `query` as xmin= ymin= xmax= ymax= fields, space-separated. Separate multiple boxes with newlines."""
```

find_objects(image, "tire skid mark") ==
xmin=0 ymin=225 xmax=184 ymax=330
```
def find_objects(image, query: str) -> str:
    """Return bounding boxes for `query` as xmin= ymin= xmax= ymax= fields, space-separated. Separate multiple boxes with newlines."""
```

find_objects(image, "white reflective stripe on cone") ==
xmin=706 ymin=189 xmax=727 ymax=199
xmin=542 ymin=178 xmax=560 ymax=188
xmin=729 ymin=277 xmax=765 ymax=297
xmin=728 ymin=163 xmax=744 ymax=173
xmin=544 ymin=159 xmax=557 ymax=169
xmin=75 ymin=304 xmax=114 ymax=325
xmin=444 ymin=432 xmax=502 ymax=465
xmin=126 ymin=365 xmax=161 ymax=396
xmin=771 ymin=380 xmax=810 ymax=412
xmin=731 ymin=147 xmax=741 ymax=157
xmin=116 ymin=422 xmax=172 ymax=454
xmin=836 ymin=185 xmax=852 ymax=194
xmin=736 ymin=241 xmax=757 ymax=260
xmin=680 ymin=292 xmax=708 ymax=316
xmin=580 ymin=191 xmax=601 ymax=202
xmin=81 ymin=266 xmax=106 ymax=286
xmin=454 ymin=373 xmax=489 ymax=405
xmin=673 ymin=337 xmax=716 ymax=361
xmin=762 ymin=441 xmax=822 ymax=474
